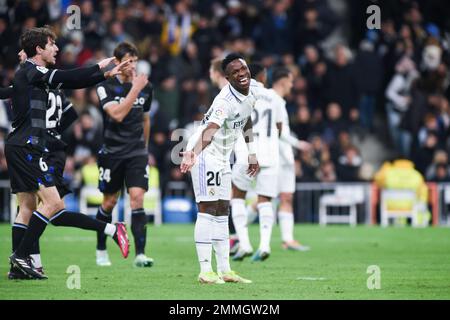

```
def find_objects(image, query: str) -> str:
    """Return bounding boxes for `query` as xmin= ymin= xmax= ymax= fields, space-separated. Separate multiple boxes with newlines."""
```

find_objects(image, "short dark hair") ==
xmin=114 ymin=41 xmax=139 ymax=61
xmin=272 ymin=67 xmax=291 ymax=84
xmin=221 ymin=53 xmax=245 ymax=73
xmin=20 ymin=26 xmax=57 ymax=58
xmin=248 ymin=62 xmax=265 ymax=79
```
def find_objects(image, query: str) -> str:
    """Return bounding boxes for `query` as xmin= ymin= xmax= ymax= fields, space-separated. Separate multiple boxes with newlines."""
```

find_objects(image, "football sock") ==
xmin=258 ymin=202 xmax=274 ymax=253
xmin=195 ymin=213 xmax=213 ymax=273
xmin=131 ymin=208 xmax=147 ymax=255
xmin=212 ymin=215 xmax=231 ymax=273
xmin=12 ymin=223 xmax=27 ymax=252
xmin=12 ymin=223 xmax=42 ymax=269
xmin=279 ymin=211 xmax=294 ymax=243
xmin=15 ymin=211 xmax=48 ymax=258
xmin=96 ymin=207 xmax=112 ymax=250
xmin=50 ymin=209 xmax=107 ymax=233
xmin=231 ymin=199 xmax=252 ymax=252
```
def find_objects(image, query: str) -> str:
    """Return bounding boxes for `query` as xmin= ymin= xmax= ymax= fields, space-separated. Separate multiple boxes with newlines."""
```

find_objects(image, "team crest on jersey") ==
xmin=215 ymin=109 xmax=223 ymax=117
xmin=209 ymin=188 xmax=215 ymax=196
xmin=97 ymin=86 xmax=107 ymax=100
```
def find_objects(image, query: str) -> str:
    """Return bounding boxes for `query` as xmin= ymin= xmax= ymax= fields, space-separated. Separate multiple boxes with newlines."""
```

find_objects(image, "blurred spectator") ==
xmin=427 ymin=162 xmax=450 ymax=182
xmin=292 ymin=105 xmax=312 ymax=141
xmin=354 ymin=40 xmax=383 ymax=132
xmin=154 ymin=74 xmax=179 ymax=122
xmin=218 ymin=0 xmax=246 ymax=40
xmin=325 ymin=45 xmax=358 ymax=119
xmin=413 ymin=131 xmax=439 ymax=175
xmin=336 ymin=145 xmax=363 ymax=182
xmin=258 ymin=0 xmax=293 ymax=55
xmin=65 ymin=111 xmax=103 ymax=167
xmin=385 ymin=56 xmax=419 ymax=157
xmin=161 ymin=0 xmax=194 ymax=57
xmin=316 ymin=160 xmax=337 ymax=182
xmin=425 ymin=149 xmax=450 ymax=181
xmin=322 ymin=102 xmax=347 ymax=145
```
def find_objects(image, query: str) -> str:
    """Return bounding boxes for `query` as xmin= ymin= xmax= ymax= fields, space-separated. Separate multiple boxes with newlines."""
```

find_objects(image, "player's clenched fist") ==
xmin=180 ymin=150 xmax=197 ymax=173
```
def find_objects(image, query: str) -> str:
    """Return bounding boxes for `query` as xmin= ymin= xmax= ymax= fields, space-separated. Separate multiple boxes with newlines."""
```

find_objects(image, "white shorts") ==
xmin=278 ymin=163 xmax=296 ymax=194
xmin=190 ymin=152 xmax=231 ymax=202
xmin=232 ymin=164 xmax=278 ymax=198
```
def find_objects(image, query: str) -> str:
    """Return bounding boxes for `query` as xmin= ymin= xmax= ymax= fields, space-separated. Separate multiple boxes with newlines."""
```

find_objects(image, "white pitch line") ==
xmin=296 ymin=276 xmax=328 ymax=281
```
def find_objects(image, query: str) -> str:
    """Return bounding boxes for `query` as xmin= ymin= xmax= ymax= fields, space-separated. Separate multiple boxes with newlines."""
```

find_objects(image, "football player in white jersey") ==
xmin=271 ymin=67 xmax=311 ymax=251
xmin=209 ymin=57 xmax=242 ymax=254
xmin=180 ymin=53 xmax=259 ymax=284
xmin=230 ymin=63 xmax=283 ymax=262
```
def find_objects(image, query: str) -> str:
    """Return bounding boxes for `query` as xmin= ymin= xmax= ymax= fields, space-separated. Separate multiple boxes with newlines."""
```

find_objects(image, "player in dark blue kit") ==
xmin=95 ymin=42 xmax=154 ymax=267
xmin=6 ymin=27 xmax=131 ymax=279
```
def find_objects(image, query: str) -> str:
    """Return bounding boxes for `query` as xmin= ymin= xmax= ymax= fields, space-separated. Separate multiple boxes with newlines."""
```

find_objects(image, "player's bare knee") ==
xmin=41 ymin=199 xmax=65 ymax=216
xmin=129 ymin=192 xmax=144 ymax=209
xmin=279 ymin=193 xmax=292 ymax=204
xmin=103 ymin=194 xmax=118 ymax=211
xmin=258 ymin=195 xmax=271 ymax=203
xmin=232 ymin=184 xmax=246 ymax=199
xmin=15 ymin=211 xmax=32 ymax=225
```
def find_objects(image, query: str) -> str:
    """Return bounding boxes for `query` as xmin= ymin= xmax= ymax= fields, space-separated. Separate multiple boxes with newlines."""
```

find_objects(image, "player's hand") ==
xmin=104 ymin=59 xmax=132 ymax=78
xmin=97 ymin=57 xmax=115 ymax=69
xmin=180 ymin=150 xmax=197 ymax=173
xmin=247 ymin=154 xmax=259 ymax=177
xmin=298 ymin=141 xmax=312 ymax=151
xmin=132 ymin=73 xmax=149 ymax=91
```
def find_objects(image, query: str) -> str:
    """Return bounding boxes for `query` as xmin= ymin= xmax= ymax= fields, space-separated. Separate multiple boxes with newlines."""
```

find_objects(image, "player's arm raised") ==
xmin=180 ymin=122 xmax=220 ymax=173
xmin=33 ymin=57 xmax=130 ymax=89
xmin=104 ymin=73 xmax=148 ymax=123
xmin=243 ymin=116 xmax=259 ymax=177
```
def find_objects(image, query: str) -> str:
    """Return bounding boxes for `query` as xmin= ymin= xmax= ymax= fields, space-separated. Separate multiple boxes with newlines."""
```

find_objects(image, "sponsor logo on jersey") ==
xmin=232 ymin=118 xmax=247 ymax=129
xmin=116 ymin=96 xmax=146 ymax=106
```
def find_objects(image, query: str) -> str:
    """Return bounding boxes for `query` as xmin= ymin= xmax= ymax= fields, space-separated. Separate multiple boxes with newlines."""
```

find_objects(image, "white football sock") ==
xmin=212 ymin=215 xmax=231 ymax=273
xmin=258 ymin=202 xmax=274 ymax=253
xmin=30 ymin=254 xmax=42 ymax=269
xmin=278 ymin=211 xmax=294 ymax=242
xmin=231 ymin=198 xmax=253 ymax=252
xmin=195 ymin=212 xmax=214 ymax=273
xmin=104 ymin=223 xmax=116 ymax=237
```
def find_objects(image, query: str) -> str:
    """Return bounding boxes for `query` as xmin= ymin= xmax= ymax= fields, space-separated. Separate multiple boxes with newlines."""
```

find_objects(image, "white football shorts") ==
xmin=232 ymin=164 xmax=278 ymax=198
xmin=190 ymin=152 xmax=231 ymax=202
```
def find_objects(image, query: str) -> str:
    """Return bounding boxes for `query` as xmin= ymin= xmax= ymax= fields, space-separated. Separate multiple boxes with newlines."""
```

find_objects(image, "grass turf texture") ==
xmin=1 ymin=224 xmax=449 ymax=300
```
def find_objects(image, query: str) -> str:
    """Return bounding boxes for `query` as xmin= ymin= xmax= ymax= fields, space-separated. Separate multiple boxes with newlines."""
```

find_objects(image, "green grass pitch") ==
xmin=1 ymin=223 xmax=449 ymax=300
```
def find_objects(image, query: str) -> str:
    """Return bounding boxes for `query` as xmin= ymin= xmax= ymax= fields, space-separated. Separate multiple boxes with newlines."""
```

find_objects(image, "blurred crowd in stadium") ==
xmin=1 ymin=0 xmax=450 ymax=201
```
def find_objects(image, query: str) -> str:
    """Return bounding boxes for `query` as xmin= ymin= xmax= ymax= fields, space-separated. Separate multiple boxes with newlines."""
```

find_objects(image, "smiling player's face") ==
xmin=226 ymin=59 xmax=251 ymax=95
